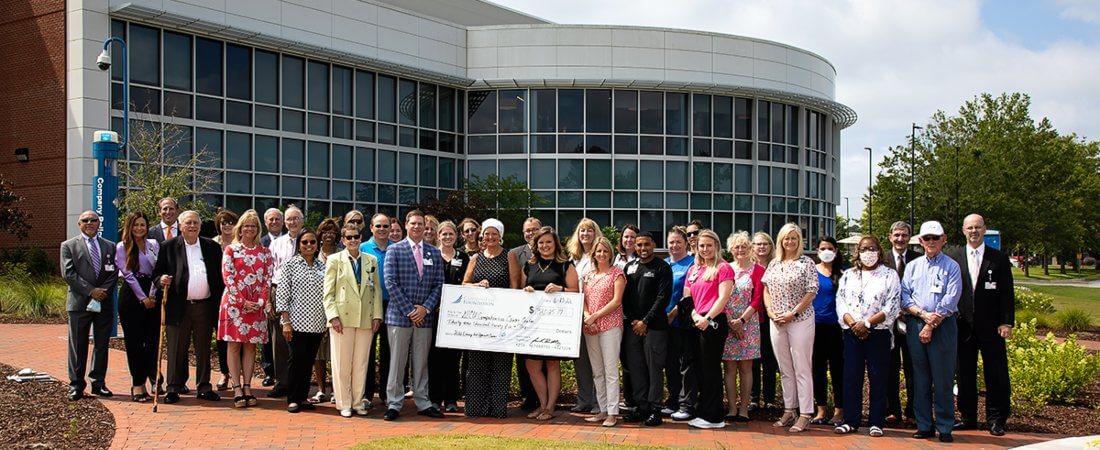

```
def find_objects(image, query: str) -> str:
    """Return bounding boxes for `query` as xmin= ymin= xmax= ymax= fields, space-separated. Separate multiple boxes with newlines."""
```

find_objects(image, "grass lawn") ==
xmin=352 ymin=435 xmax=662 ymax=449
xmin=1013 ymin=266 xmax=1100 ymax=281
xmin=1020 ymin=284 xmax=1100 ymax=317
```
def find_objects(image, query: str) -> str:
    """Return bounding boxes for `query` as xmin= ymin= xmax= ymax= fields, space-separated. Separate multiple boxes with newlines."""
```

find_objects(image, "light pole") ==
xmin=94 ymin=36 xmax=127 ymax=243
xmin=866 ymin=146 xmax=873 ymax=236
xmin=910 ymin=123 xmax=922 ymax=228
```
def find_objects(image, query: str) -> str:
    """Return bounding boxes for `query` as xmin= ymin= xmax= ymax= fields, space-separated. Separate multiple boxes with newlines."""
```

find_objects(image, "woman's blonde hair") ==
xmin=589 ymin=236 xmax=616 ymax=269
xmin=694 ymin=229 xmax=723 ymax=281
xmin=233 ymin=210 xmax=262 ymax=245
xmin=726 ymin=231 xmax=751 ymax=258
xmin=774 ymin=222 xmax=803 ymax=261
xmin=566 ymin=218 xmax=604 ymax=260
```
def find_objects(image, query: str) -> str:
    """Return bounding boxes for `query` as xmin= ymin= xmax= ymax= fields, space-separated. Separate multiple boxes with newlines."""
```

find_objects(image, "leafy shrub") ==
xmin=1014 ymin=286 xmax=1055 ymax=313
xmin=0 ymin=246 xmax=56 ymax=280
xmin=1055 ymin=309 xmax=1094 ymax=332
xmin=1007 ymin=319 xmax=1100 ymax=415
xmin=1016 ymin=309 xmax=1053 ymax=329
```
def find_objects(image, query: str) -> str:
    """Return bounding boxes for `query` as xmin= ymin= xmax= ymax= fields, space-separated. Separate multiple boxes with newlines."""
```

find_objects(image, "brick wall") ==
xmin=0 ymin=0 xmax=67 ymax=261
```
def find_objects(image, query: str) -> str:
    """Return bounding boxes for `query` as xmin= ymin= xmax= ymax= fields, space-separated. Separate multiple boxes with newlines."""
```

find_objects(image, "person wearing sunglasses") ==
xmin=276 ymin=229 xmax=328 ymax=413
xmin=359 ymin=213 xmax=393 ymax=408
xmin=684 ymin=220 xmax=704 ymax=255
xmin=901 ymin=221 xmax=962 ymax=443
xmin=459 ymin=217 xmax=481 ymax=256
xmin=61 ymin=210 xmax=119 ymax=401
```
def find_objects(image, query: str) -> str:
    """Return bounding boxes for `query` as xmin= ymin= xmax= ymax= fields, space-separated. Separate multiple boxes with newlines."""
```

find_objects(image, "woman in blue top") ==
xmin=811 ymin=236 xmax=844 ymax=425
xmin=663 ymin=226 xmax=695 ymax=419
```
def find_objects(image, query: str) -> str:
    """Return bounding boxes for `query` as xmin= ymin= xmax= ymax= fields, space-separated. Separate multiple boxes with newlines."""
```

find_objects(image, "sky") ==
xmin=491 ymin=0 xmax=1100 ymax=221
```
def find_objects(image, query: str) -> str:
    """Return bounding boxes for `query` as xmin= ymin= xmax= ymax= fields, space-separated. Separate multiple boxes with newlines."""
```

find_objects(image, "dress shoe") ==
xmin=939 ymin=433 xmax=954 ymax=443
xmin=197 ymin=391 xmax=221 ymax=401
xmin=990 ymin=422 xmax=1006 ymax=436
xmin=287 ymin=403 xmax=301 ymax=413
xmin=954 ymin=419 xmax=978 ymax=430
xmin=91 ymin=385 xmax=113 ymax=397
xmin=383 ymin=408 xmax=400 ymax=421
xmin=261 ymin=376 xmax=275 ymax=387
xmin=418 ymin=406 xmax=445 ymax=418
xmin=67 ymin=388 xmax=84 ymax=401
xmin=622 ymin=412 xmax=646 ymax=423
xmin=163 ymin=392 xmax=181 ymax=404
xmin=644 ymin=413 xmax=663 ymax=427
xmin=912 ymin=430 xmax=935 ymax=439
xmin=179 ymin=386 xmax=191 ymax=394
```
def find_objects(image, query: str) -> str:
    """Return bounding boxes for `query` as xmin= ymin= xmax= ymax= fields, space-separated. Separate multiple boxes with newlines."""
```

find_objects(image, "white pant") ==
xmin=585 ymin=327 xmax=623 ymax=415
xmin=330 ymin=327 xmax=373 ymax=411
xmin=770 ymin=318 xmax=815 ymax=414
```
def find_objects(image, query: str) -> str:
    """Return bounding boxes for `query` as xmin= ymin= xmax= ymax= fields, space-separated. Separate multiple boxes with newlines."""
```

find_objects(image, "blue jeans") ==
xmin=842 ymin=328 xmax=891 ymax=428
xmin=906 ymin=315 xmax=958 ymax=435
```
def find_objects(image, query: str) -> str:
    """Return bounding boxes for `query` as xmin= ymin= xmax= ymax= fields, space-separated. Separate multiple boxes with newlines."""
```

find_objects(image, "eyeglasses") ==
xmin=373 ymin=224 xmax=390 ymax=229
xmin=686 ymin=230 xmax=700 ymax=237
xmin=300 ymin=239 xmax=318 ymax=245
xmin=347 ymin=219 xmax=363 ymax=225
xmin=752 ymin=242 xmax=770 ymax=247
xmin=920 ymin=235 xmax=943 ymax=242
xmin=80 ymin=217 xmax=100 ymax=223
xmin=220 ymin=221 xmax=235 ymax=226
xmin=463 ymin=228 xmax=478 ymax=234
xmin=343 ymin=234 xmax=362 ymax=240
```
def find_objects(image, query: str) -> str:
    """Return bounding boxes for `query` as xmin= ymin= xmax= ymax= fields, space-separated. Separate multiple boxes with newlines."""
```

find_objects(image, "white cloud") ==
xmin=492 ymin=0 xmax=1100 ymax=219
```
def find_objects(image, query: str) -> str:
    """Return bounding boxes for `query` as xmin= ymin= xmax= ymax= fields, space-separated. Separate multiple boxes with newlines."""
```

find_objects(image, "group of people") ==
xmin=63 ymin=198 xmax=1014 ymax=440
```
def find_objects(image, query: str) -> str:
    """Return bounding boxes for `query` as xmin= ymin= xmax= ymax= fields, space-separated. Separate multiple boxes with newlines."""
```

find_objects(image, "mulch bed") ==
xmin=0 ymin=314 xmax=67 ymax=325
xmin=1035 ymin=327 xmax=1100 ymax=342
xmin=0 ymin=363 xmax=114 ymax=450
xmin=1008 ymin=378 xmax=1100 ymax=435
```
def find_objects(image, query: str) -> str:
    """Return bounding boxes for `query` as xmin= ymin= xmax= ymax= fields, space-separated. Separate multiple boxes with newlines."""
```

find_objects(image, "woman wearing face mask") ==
xmin=810 ymin=237 xmax=844 ymax=426
xmin=834 ymin=236 xmax=900 ymax=437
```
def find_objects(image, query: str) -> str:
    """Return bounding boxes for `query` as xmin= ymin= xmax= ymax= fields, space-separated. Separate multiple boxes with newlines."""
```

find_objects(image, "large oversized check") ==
xmin=436 ymin=285 xmax=584 ymax=359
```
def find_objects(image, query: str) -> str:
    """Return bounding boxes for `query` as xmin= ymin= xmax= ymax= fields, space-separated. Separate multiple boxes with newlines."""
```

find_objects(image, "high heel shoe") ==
xmin=232 ymin=385 xmax=246 ymax=408
xmin=242 ymin=384 xmax=258 ymax=407
xmin=131 ymin=386 xmax=150 ymax=403
xmin=773 ymin=409 xmax=796 ymax=428
xmin=790 ymin=414 xmax=812 ymax=433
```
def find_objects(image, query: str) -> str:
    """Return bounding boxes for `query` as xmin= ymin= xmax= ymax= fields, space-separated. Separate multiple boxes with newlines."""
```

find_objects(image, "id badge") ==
xmin=689 ymin=271 xmax=699 ymax=283
xmin=985 ymin=282 xmax=997 ymax=290
xmin=450 ymin=258 xmax=463 ymax=267
xmin=422 ymin=258 xmax=433 ymax=266
xmin=627 ymin=265 xmax=638 ymax=275
xmin=930 ymin=282 xmax=943 ymax=294
xmin=104 ymin=264 xmax=115 ymax=272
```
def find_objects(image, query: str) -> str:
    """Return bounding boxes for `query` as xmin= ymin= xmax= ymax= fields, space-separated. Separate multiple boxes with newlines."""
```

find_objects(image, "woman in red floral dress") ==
xmin=218 ymin=210 xmax=274 ymax=407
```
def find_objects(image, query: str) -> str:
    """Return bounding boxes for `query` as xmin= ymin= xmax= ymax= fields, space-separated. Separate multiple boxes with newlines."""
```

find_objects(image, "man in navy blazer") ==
xmin=381 ymin=210 xmax=445 ymax=420
xmin=949 ymin=214 xmax=1014 ymax=436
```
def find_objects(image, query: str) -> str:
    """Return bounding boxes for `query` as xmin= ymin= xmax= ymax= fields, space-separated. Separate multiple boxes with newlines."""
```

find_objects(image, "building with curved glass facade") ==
xmin=45 ymin=0 xmax=855 ymax=251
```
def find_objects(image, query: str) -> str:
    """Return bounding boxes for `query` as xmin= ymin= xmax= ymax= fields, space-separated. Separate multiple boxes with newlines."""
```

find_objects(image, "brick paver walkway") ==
xmin=0 ymin=323 xmax=1058 ymax=449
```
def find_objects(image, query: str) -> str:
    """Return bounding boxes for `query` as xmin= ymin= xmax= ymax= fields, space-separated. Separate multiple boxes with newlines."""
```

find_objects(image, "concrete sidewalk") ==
xmin=0 ymin=323 xmax=1059 ymax=449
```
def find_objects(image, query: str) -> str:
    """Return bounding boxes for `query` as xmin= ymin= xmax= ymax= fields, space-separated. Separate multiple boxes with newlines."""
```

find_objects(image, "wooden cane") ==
xmin=152 ymin=281 xmax=169 ymax=413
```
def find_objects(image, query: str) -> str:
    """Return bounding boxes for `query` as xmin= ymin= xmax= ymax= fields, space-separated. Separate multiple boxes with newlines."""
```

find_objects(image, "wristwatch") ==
xmin=862 ymin=319 xmax=872 ymax=329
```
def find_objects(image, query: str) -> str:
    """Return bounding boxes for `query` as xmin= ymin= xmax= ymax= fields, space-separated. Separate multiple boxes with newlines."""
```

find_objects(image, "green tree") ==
xmin=0 ymin=175 xmax=31 ymax=239
xmin=118 ymin=119 xmax=216 ymax=226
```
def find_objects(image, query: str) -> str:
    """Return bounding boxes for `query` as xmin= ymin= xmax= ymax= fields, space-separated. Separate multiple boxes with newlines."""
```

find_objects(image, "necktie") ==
xmin=88 ymin=237 xmax=101 ymax=278
xmin=166 ymin=225 xmax=174 ymax=239
xmin=970 ymin=249 xmax=980 ymax=290
xmin=897 ymin=253 xmax=906 ymax=277
xmin=413 ymin=243 xmax=424 ymax=277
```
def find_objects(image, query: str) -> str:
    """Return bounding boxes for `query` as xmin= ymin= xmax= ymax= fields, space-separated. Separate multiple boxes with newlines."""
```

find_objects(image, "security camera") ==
xmin=96 ymin=50 xmax=111 ymax=71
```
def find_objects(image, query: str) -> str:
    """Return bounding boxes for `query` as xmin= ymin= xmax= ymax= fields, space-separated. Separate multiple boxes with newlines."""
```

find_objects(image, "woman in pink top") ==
xmin=581 ymin=237 xmax=625 ymax=427
xmin=682 ymin=229 xmax=734 ymax=429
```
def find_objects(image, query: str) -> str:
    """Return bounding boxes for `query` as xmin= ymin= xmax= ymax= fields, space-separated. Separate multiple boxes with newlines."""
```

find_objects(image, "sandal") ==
xmin=773 ymin=409 xmax=796 ymax=428
xmin=834 ymin=424 xmax=856 ymax=434
xmin=790 ymin=414 xmax=812 ymax=433
xmin=869 ymin=426 xmax=884 ymax=437
xmin=535 ymin=409 xmax=555 ymax=421
xmin=527 ymin=409 xmax=543 ymax=419
xmin=131 ymin=386 xmax=150 ymax=403
xmin=585 ymin=412 xmax=608 ymax=423
xmin=309 ymin=391 xmax=328 ymax=404
xmin=232 ymin=385 xmax=247 ymax=408
xmin=810 ymin=417 xmax=829 ymax=425
xmin=243 ymin=384 xmax=258 ymax=407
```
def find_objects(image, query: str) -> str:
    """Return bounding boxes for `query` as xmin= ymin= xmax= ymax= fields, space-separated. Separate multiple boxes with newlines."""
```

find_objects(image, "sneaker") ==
xmin=660 ymin=407 xmax=676 ymax=416
xmin=688 ymin=418 xmax=727 ymax=429
xmin=340 ymin=409 xmax=353 ymax=418
xmin=671 ymin=410 xmax=693 ymax=421
xmin=354 ymin=407 xmax=369 ymax=416
xmin=869 ymin=426 xmax=884 ymax=437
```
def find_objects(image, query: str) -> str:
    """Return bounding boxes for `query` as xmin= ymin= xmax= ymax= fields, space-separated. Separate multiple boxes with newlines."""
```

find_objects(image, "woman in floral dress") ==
xmin=218 ymin=210 xmax=274 ymax=408
xmin=722 ymin=231 xmax=761 ymax=421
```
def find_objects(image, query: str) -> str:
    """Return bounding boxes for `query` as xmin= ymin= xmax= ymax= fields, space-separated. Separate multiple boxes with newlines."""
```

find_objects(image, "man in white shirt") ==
xmin=148 ymin=197 xmax=179 ymax=243
xmin=265 ymin=206 xmax=303 ymax=396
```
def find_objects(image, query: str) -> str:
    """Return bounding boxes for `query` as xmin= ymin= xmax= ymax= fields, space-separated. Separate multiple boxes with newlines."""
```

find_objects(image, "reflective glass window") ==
xmin=499 ymin=89 xmax=525 ymax=133
xmin=398 ymin=79 xmax=416 ymax=125
xmin=640 ymin=136 xmax=662 ymax=155
xmin=308 ymin=179 xmax=329 ymax=199
xmin=666 ymin=92 xmax=687 ymax=135
xmin=639 ymin=160 xmax=663 ymax=190
xmin=666 ymin=161 xmax=688 ymax=190
xmin=439 ymin=157 xmax=455 ymax=188
xmin=757 ymin=100 xmax=770 ymax=142
xmin=714 ymin=96 xmax=733 ymax=138
xmin=226 ymin=172 xmax=250 ymax=194
xmin=399 ymin=152 xmax=416 ymax=185
xmin=226 ymin=101 xmax=250 ymax=126
xmin=255 ymin=105 xmax=278 ymax=129
xmin=419 ymin=155 xmax=438 ymax=186
xmin=283 ymin=56 xmax=304 ymax=108
xmin=530 ymin=160 xmax=555 ymax=189
xmin=226 ymin=44 xmax=251 ymax=100
xmin=614 ymin=90 xmax=638 ymax=134
xmin=439 ymin=87 xmax=455 ymax=131
xmin=225 ymin=131 xmax=251 ymax=170
xmin=131 ymin=24 xmax=160 ymax=86
xmin=587 ymin=135 xmax=610 ymax=154
xmin=377 ymin=75 xmax=396 ymax=123
xmin=735 ymin=97 xmax=752 ymax=140
xmin=282 ymin=109 xmax=304 ymax=133
xmin=558 ymin=159 xmax=583 ymax=189
xmin=307 ymin=142 xmax=329 ymax=177
xmin=164 ymin=92 xmax=191 ymax=119
xmin=255 ymin=174 xmax=278 ymax=196
xmin=377 ymin=150 xmax=396 ymax=183
xmin=308 ymin=113 xmax=329 ymax=136
xmin=499 ymin=135 xmax=525 ymax=154
xmin=255 ymin=135 xmax=278 ymax=172
xmin=282 ymin=139 xmax=304 ymax=175
xmin=532 ymin=89 xmax=555 ymax=132
xmin=255 ymin=50 xmax=278 ymax=104
xmin=614 ymin=135 xmax=637 ymax=155
xmin=614 ymin=160 xmax=637 ymax=189
xmin=693 ymin=162 xmax=712 ymax=192
xmin=332 ymin=144 xmax=353 ymax=179
xmin=283 ymin=176 xmax=304 ymax=198
xmin=195 ymin=96 xmax=222 ymax=123
xmin=735 ymin=164 xmax=752 ymax=193
xmin=640 ymin=91 xmax=663 ymax=134
xmin=195 ymin=37 xmax=222 ymax=95
xmin=163 ymin=31 xmax=191 ymax=90
xmin=693 ymin=94 xmax=711 ymax=136
xmin=499 ymin=159 xmax=525 ymax=184
xmin=714 ymin=163 xmax=733 ymax=192
xmin=355 ymin=147 xmax=375 ymax=181
xmin=332 ymin=181 xmax=352 ymax=201
xmin=559 ymin=135 xmax=584 ymax=154
xmin=468 ymin=90 xmax=496 ymax=134
xmin=586 ymin=89 xmax=611 ymax=133
xmin=587 ymin=159 xmax=611 ymax=189
xmin=420 ymin=83 xmax=437 ymax=129
xmin=332 ymin=65 xmax=353 ymax=116
xmin=355 ymin=71 xmax=375 ymax=119
xmin=308 ymin=61 xmax=329 ymax=112
xmin=558 ymin=89 xmax=583 ymax=133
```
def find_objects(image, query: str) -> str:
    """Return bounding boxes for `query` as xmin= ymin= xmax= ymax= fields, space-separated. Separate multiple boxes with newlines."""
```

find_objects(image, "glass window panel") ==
xmin=255 ymin=50 xmax=278 ymax=104
xmin=713 ymin=95 xmax=733 ymax=138
xmin=758 ymin=142 xmax=770 ymax=161
xmin=332 ymin=65 xmax=353 ymax=116
xmin=587 ymin=135 xmax=610 ymax=154
xmin=714 ymin=163 xmax=733 ymax=192
xmin=693 ymin=94 xmax=711 ymax=136
xmin=439 ymin=87 xmax=454 ymax=131
xmin=586 ymin=159 xmax=611 ymax=189
xmin=499 ymin=135 xmax=525 ymax=154
xmin=332 ymin=181 xmax=352 ymax=201
xmin=757 ymin=167 xmax=770 ymax=194
xmin=468 ymin=160 xmax=495 ymax=180
xmin=496 ymin=159 xmax=524 ymax=184
xmin=771 ymin=143 xmax=785 ymax=163
xmin=439 ymin=158 xmax=455 ymax=188
xmin=666 ymin=92 xmax=687 ymax=135
xmin=532 ymin=89 xmax=556 ymax=132
xmin=195 ymin=37 xmax=222 ymax=95
xmin=714 ymin=139 xmax=732 ymax=158
xmin=758 ymin=100 xmax=770 ymax=142
xmin=195 ymin=96 xmax=222 ymax=122
xmin=356 ymin=183 xmax=375 ymax=203
xmin=557 ymin=159 xmax=583 ymax=189
xmin=308 ymin=61 xmax=330 ymax=112
xmin=640 ymin=91 xmax=663 ymax=134
xmin=666 ymin=137 xmax=687 ymax=156
xmin=226 ymin=101 xmax=251 ymax=126
xmin=787 ymin=168 xmax=799 ymax=196
xmin=771 ymin=102 xmax=785 ymax=144
xmin=111 ymin=20 xmax=126 ymax=81
xmin=355 ymin=147 xmax=375 ymax=181
xmin=419 ymin=130 xmax=437 ymax=151
xmin=586 ymin=90 xmax=611 ymax=133
xmin=771 ymin=197 xmax=785 ymax=212
xmin=735 ymin=164 xmax=752 ymax=193
xmin=378 ymin=184 xmax=396 ymax=203
xmin=355 ymin=71 xmax=375 ymax=119
xmin=377 ymin=75 xmax=396 ymax=123
xmin=308 ymin=113 xmax=329 ymax=136
xmin=498 ymin=89 xmax=525 ymax=133
xmin=735 ymin=141 xmax=751 ymax=160
xmin=666 ymin=192 xmax=688 ymax=209
xmin=163 ymin=31 xmax=190 ymax=90
xmin=377 ymin=150 xmax=396 ymax=183
xmin=639 ymin=160 xmax=663 ymax=190
xmin=225 ymin=132 xmax=251 ymax=171
xmin=398 ymin=79 xmax=416 ymax=125
xmin=715 ymin=194 xmax=733 ymax=210
xmin=666 ymin=161 xmax=688 ymax=190
xmin=467 ymin=90 xmax=496 ymax=134
xmin=130 ymin=24 xmax=160 ymax=86
xmin=589 ymin=210 xmax=611 ymax=229
xmin=282 ymin=109 xmax=304 ymax=133
xmin=558 ymin=134 xmax=584 ymax=154
xmin=691 ymin=193 xmax=711 ymax=209
xmin=735 ymin=97 xmax=752 ymax=140
xmin=308 ymin=179 xmax=329 ymax=199
xmin=282 ymin=139 xmax=304 ymax=175
xmin=331 ymin=144 xmax=352 ymax=179
xmin=356 ymin=120 xmax=375 ymax=142
xmin=614 ymin=192 xmax=638 ymax=208
xmin=468 ymin=135 xmax=495 ymax=155
xmin=614 ymin=135 xmax=637 ymax=155
xmin=736 ymin=195 xmax=752 ymax=211
xmin=693 ymin=138 xmax=711 ymax=157
xmin=282 ymin=55 xmax=304 ymax=108
xmin=439 ymin=132 xmax=455 ymax=153
xmin=640 ymin=136 xmax=662 ymax=155
xmin=787 ymin=105 xmax=799 ymax=145
xmin=530 ymin=160 xmax=555 ymax=189
xmin=586 ymin=191 xmax=611 ymax=208
xmin=226 ymin=44 xmax=251 ymax=100
xmin=640 ymin=192 xmax=663 ymax=209
xmin=614 ymin=160 xmax=637 ymax=189
xmin=754 ymin=195 xmax=769 ymax=212
xmin=283 ymin=176 xmax=304 ymax=197
xmin=255 ymin=105 xmax=278 ymax=129
xmin=415 ymin=83 xmax=436 ymax=129
xmin=788 ymin=146 xmax=799 ymax=165
xmin=255 ymin=174 xmax=278 ymax=196
xmin=398 ymin=152 xmax=416 ymax=185
xmin=307 ymin=141 xmax=329 ymax=177
xmin=558 ymin=89 xmax=583 ymax=133
xmin=194 ymin=128 xmax=222 ymax=168
xmin=713 ymin=212 xmax=733 ymax=240
xmin=533 ymin=192 xmax=554 ymax=208
xmin=255 ymin=135 xmax=278 ymax=172
xmin=531 ymin=135 xmax=555 ymax=154
xmin=163 ymin=91 xmax=191 ymax=119
xmin=226 ymin=172 xmax=250 ymax=194
xmin=693 ymin=162 xmax=712 ymax=192
xmin=130 ymin=86 xmax=160 ymax=114
xmin=333 ymin=117 xmax=352 ymax=139
xmin=614 ymin=90 xmax=638 ymax=134
xmin=165 ymin=126 xmax=193 ymax=166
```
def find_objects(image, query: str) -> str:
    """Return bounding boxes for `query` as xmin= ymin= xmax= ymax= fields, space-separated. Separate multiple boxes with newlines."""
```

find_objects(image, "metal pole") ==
xmin=99 ymin=36 xmax=127 ymax=243
xmin=910 ymin=123 xmax=922 ymax=228
xmin=866 ymin=147 xmax=873 ymax=236
xmin=955 ymin=145 xmax=960 ymax=233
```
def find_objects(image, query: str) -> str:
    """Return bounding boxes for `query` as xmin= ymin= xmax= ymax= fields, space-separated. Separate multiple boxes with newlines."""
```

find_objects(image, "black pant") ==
xmin=118 ymin=277 xmax=159 ymax=387
xmin=888 ymin=324 xmax=915 ymax=418
xmin=664 ymin=326 xmax=697 ymax=411
xmin=165 ymin=300 xmax=214 ymax=393
xmin=287 ymin=331 xmax=323 ymax=405
xmin=624 ymin=328 xmax=668 ymax=413
xmin=842 ymin=329 xmax=891 ymax=428
xmin=260 ymin=332 xmax=275 ymax=378
xmin=752 ymin=315 xmax=778 ymax=405
xmin=67 ymin=305 xmax=114 ymax=390
xmin=812 ymin=323 xmax=844 ymax=408
xmin=957 ymin=320 xmax=1011 ymax=424
xmin=692 ymin=314 xmax=728 ymax=423
xmin=365 ymin=321 xmax=391 ymax=402
xmin=429 ymin=328 xmax=462 ymax=405
xmin=620 ymin=333 xmax=634 ymax=407
xmin=217 ymin=340 xmax=229 ymax=376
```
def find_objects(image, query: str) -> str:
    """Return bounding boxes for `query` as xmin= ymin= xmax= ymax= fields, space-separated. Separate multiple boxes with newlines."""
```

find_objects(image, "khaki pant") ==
xmin=330 ymin=327 xmax=373 ymax=411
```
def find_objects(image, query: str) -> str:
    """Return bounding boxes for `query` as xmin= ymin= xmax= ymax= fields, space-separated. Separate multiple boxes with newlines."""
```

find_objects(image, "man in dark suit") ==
xmin=60 ymin=210 xmax=119 ymax=400
xmin=258 ymin=207 xmax=284 ymax=386
xmin=152 ymin=210 xmax=225 ymax=403
xmin=881 ymin=220 xmax=922 ymax=422
xmin=950 ymin=214 xmax=1014 ymax=436
xmin=147 ymin=197 xmax=179 ymax=244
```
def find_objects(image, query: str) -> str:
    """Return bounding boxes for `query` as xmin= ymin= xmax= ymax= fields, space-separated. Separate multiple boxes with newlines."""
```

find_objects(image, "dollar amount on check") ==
xmin=435 ymin=284 xmax=584 ymax=358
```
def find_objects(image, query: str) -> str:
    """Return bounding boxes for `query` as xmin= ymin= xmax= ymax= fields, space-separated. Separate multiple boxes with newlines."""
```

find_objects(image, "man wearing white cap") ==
xmin=900 ymin=221 xmax=962 ymax=443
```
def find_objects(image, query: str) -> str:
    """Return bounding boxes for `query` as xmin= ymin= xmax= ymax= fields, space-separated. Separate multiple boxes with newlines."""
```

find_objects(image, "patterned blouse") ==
xmin=583 ymin=267 xmax=624 ymax=335
xmin=835 ymin=264 xmax=902 ymax=331
xmin=275 ymin=254 xmax=329 ymax=334
xmin=761 ymin=256 xmax=819 ymax=323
